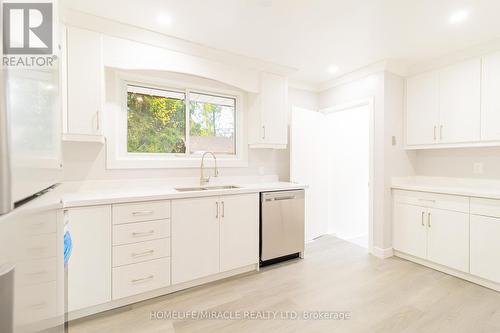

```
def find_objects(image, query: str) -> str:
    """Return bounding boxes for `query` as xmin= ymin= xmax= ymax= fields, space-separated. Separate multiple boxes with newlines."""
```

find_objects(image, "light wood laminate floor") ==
xmin=69 ymin=236 xmax=500 ymax=333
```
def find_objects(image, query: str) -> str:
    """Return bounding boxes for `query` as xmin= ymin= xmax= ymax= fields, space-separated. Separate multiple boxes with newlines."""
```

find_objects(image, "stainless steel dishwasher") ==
xmin=260 ymin=190 xmax=305 ymax=265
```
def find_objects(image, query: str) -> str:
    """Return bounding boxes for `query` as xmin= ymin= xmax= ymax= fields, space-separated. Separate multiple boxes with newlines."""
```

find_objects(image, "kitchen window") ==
xmin=126 ymin=85 xmax=236 ymax=156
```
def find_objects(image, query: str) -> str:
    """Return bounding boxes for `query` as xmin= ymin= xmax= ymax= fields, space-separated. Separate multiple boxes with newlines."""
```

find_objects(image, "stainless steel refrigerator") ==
xmin=0 ymin=3 xmax=64 ymax=331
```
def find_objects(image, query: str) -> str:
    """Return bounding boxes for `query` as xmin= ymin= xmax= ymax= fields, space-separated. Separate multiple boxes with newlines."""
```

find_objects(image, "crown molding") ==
xmin=61 ymin=9 xmax=297 ymax=77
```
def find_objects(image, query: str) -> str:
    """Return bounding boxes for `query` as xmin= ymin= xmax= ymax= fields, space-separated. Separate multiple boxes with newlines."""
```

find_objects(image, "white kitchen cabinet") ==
xmin=219 ymin=194 xmax=259 ymax=272
xmin=470 ymin=214 xmax=500 ymax=283
xmin=392 ymin=203 xmax=427 ymax=259
xmin=65 ymin=26 xmax=103 ymax=139
xmin=171 ymin=194 xmax=259 ymax=284
xmin=438 ymin=58 xmax=481 ymax=144
xmin=66 ymin=205 xmax=112 ymax=312
xmin=406 ymin=71 xmax=439 ymax=145
xmin=249 ymin=72 xmax=288 ymax=148
xmin=426 ymin=208 xmax=469 ymax=272
xmin=481 ymin=52 xmax=500 ymax=141
xmin=393 ymin=191 xmax=469 ymax=273
xmin=405 ymin=58 xmax=481 ymax=148
xmin=171 ymin=197 xmax=220 ymax=284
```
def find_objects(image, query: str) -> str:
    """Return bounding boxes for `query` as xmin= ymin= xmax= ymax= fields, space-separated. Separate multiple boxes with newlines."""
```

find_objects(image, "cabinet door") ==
xmin=470 ymin=215 xmax=500 ymax=283
xmin=220 ymin=194 xmax=259 ymax=272
xmin=67 ymin=206 xmax=112 ymax=312
xmin=392 ymin=203 xmax=427 ymax=259
xmin=426 ymin=208 xmax=469 ymax=272
xmin=66 ymin=27 xmax=102 ymax=135
xmin=171 ymin=197 xmax=220 ymax=284
xmin=438 ymin=58 xmax=481 ymax=143
xmin=406 ymin=71 xmax=439 ymax=145
xmin=481 ymin=52 xmax=500 ymax=141
xmin=260 ymin=72 xmax=288 ymax=146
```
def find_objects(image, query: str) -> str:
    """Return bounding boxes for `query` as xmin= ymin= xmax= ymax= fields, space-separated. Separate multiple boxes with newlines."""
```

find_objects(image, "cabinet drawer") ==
xmin=112 ymin=257 xmax=170 ymax=299
xmin=16 ymin=258 xmax=57 ymax=287
xmin=470 ymin=197 xmax=500 ymax=218
xmin=19 ymin=211 xmax=57 ymax=236
xmin=393 ymin=190 xmax=469 ymax=213
xmin=16 ymin=281 xmax=58 ymax=326
xmin=113 ymin=201 xmax=170 ymax=224
xmin=113 ymin=219 xmax=170 ymax=246
xmin=18 ymin=234 xmax=57 ymax=261
xmin=113 ymin=238 xmax=170 ymax=267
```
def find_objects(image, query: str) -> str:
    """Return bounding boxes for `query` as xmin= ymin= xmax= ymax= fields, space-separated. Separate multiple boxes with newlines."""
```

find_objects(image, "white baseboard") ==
xmin=371 ymin=246 xmax=394 ymax=259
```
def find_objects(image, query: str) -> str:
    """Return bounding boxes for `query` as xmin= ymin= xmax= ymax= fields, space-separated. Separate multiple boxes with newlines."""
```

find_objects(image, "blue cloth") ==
xmin=64 ymin=229 xmax=72 ymax=267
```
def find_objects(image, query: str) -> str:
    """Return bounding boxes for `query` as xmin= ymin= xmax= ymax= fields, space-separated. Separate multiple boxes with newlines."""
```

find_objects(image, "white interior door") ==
xmin=290 ymin=107 xmax=328 ymax=241
xmin=325 ymin=105 xmax=370 ymax=247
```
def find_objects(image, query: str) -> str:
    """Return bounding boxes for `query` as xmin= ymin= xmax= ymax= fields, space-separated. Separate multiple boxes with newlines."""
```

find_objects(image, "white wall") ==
xmin=319 ymin=71 xmax=416 ymax=251
xmin=416 ymin=147 xmax=500 ymax=179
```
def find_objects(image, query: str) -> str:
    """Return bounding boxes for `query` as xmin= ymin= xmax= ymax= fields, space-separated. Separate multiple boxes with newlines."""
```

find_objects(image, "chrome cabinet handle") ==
xmin=421 ymin=212 xmax=425 ymax=226
xmin=131 ymin=275 xmax=154 ymax=284
xmin=131 ymin=250 xmax=154 ymax=258
xmin=262 ymin=125 xmax=266 ymax=139
xmin=131 ymin=230 xmax=154 ymax=237
xmin=221 ymin=201 xmax=225 ymax=218
xmin=216 ymin=202 xmax=219 ymax=218
xmin=440 ymin=125 xmax=443 ymax=140
xmin=427 ymin=212 xmax=431 ymax=227
xmin=132 ymin=210 xmax=154 ymax=216
xmin=433 ymin=125 xmax=437 ymax=140
xmin=274 ymin=196 xmax=296 ymax=201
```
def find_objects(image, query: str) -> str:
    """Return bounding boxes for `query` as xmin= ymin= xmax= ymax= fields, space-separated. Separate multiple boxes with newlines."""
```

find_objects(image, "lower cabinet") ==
xmin=171 ymin=196 xmax=220 ymax=284
xmin=393 ymin=197 xmax=469 ymax=273
xmin=470 ymin=214 xmax=500 ymax=283
xmin=66 ymin=205 xmax=112 ymax=312
xmin=393 ymin=203 xmax=427 ymax=259
xmin=426 ymin=208 xmax=469 ymax=272
xmin=172 ymin=193 xmax=259 ymax=285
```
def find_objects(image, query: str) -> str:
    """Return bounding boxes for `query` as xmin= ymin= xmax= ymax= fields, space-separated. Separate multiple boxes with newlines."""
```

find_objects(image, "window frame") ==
xmin=105 ymin=71 xmax=248 ymax=169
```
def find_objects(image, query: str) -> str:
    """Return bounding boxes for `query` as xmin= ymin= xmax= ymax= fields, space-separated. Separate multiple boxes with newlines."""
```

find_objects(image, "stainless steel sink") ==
xmin=175 ymin=185 xmax=240 ymax=192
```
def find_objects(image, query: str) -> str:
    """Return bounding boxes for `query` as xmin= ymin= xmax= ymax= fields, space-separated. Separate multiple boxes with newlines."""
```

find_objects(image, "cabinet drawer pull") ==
xmin=421 ymin=212 xmax=425 ymax=226
xmin=221 ymin=201 xmax=225 ymax=218
xmin=216 ymin=202 xmax=219 ymax=218
xmin=131 ymin=210 xmax=154 ymax=216
xmin=427 ymin=212 xmax=431 ymax=227
xmin=131 ymin=275 xmax=154 ymax=284
xmin=440 ymin=125 xmax=443 ymax=140
xmin=262 ymin=125 xmax=266 ymax=139
xmin=131 ymin=230 xmax=155 ymax=237
xmin=131 ymin=250 xmax=154 ymax=258
xmin=434 ymin=125 xmax=437 ymax=140
xmin=27 ymin=302 xmax=46 ymax=309
xmin=418 ymin=199 xmax=436 ymax=203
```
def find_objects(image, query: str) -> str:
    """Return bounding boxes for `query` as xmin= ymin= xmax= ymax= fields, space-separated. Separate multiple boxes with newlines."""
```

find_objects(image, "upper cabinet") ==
xmin=63 ymin=26 xmax=104 ymax=142
xmin=406 ymin=71 xmax=439 ymax=146
xmin=438 ymin=59 xmax=481 ymax=144
xmin=405 ymin=58 xmax=481 ymax=148
xmin=248 ymin=72 xmax=288 ymax=149
xmin=481 ymin=52 xmax=500 ymax=141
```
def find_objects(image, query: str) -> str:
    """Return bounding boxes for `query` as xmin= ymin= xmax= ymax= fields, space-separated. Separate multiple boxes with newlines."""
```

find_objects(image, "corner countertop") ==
xmin=391 ymin=176 xmax=500 ymax=200
xmin=60 ymin=178 xmax=307 ymax=208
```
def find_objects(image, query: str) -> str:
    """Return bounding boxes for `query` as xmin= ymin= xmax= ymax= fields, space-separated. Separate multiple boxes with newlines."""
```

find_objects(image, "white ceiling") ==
xmin=63 ymin=0 xmax=500 ymax=85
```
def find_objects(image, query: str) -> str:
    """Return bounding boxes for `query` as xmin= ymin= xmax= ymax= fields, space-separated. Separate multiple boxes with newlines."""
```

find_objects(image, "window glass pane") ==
xmin=189 ymin=92 xmax=236 ymax=154
xmin=127 ymin=85 xmax=186 ymax=153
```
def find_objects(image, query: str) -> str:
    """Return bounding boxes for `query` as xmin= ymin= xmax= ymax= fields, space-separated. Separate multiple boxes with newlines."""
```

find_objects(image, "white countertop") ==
xmin=392 ymin=176 xmax=500 ymax=199
xmin=60 ymin=178 xmax=307 ymax=208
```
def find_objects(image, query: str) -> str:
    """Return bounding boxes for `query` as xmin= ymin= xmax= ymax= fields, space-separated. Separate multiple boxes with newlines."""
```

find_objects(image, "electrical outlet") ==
xmin=473 ymin=162 xmax=484 ymax=175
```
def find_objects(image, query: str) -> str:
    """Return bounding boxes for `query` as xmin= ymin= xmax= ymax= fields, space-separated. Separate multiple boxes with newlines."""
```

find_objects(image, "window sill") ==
xmin=106 ymin=156 xmax=248 ymax=169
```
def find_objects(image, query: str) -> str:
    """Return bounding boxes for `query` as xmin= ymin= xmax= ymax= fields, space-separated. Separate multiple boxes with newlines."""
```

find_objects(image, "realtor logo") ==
xmin=2 ymin=3 xmax=53 ymax=55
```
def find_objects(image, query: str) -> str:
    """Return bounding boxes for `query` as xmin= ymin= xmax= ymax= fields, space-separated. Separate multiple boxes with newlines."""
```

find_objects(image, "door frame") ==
xmin=320 ymin=97 xmax=375 ymax=254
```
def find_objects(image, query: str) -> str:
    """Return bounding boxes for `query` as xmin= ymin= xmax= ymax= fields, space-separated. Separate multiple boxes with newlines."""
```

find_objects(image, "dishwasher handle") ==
xmin=262 ymin=190 xmax=304 ymax=202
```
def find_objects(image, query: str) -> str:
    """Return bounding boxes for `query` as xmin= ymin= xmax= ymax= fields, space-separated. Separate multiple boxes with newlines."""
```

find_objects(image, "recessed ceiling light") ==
xmin=328 ymin=65 xmax=339 ymax=74
xmin=157 ymin=13 xmax=172 ymax=26
xmin=448 ymin=10 xmax=469 ymax=24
